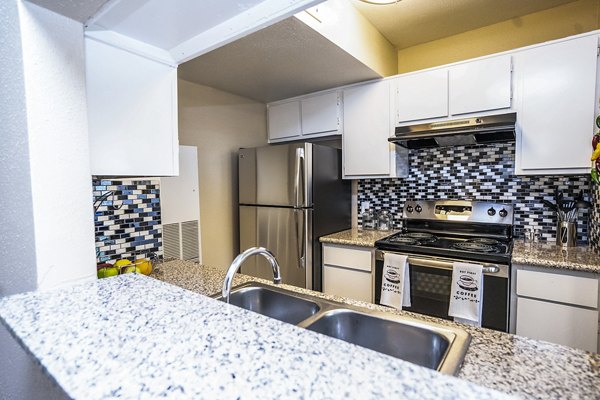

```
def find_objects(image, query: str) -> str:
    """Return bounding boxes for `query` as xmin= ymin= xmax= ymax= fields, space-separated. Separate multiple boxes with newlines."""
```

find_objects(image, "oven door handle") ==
xmin=377 ymin=251 xmax=503 ymax=275
xmin=407 ymin=258 xmax=500 ymax=274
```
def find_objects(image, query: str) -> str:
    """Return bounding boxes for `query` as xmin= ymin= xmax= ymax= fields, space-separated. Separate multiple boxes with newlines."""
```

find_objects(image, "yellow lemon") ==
xmin=134 ymin=258 xmax=152 ymax=275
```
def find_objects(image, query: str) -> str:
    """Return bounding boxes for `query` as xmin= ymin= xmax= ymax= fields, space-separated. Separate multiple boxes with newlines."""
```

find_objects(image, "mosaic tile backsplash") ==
xmin=93 ymin=179 xmax=163 ymax=263
xmin=358 ymin=143 xmax=592 ymax=243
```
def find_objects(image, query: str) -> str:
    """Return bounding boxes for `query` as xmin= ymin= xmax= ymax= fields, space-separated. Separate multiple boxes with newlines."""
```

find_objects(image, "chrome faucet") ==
xmin=222 ymin=247 xmax=282 ymax=303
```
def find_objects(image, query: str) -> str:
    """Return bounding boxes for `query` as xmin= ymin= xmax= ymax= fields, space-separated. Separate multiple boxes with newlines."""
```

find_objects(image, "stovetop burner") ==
xmin=404 ymin=232 xmax=437 ymax=243
xmin=390 ymin=236 xmax=419 ymax=245
xmin=452 ymin=242 xmax=499 ymax=253
xmin=466 ymin=238 xmax=500 ymax=246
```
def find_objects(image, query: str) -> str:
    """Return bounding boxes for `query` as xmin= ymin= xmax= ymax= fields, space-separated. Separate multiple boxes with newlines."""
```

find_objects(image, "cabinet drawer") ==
xmin=323 ymin=265 xmax=372 ymax=303
xmin=516 ymin=269 xmax=598 ymax=308
xmin=322 ymin=244 xmax=372 ymax=272
xmin=516 ymin=297 xmax=598 ymax=352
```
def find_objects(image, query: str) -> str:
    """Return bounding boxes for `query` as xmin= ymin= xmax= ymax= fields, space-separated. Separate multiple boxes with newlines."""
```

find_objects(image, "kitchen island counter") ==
xmin=0 ymin=265 xmax=510 ymax=400
xmin=154 ymin=261 xmax=600 ymax=400
xmin=512 ymin=241 xmax=600 ymax=274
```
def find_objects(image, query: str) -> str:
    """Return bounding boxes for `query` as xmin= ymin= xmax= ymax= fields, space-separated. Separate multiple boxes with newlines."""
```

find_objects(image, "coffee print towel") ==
xmin=448 ymin=262 xmax=483 ymax=327
xmin=380 ymin=253 xmax=411 ymax=310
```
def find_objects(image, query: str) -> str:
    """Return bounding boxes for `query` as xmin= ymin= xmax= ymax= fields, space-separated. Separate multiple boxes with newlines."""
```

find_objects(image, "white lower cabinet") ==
xmin=513 ymin=266 xmax=599 ymax=352
xmin=322 ymin=243 xmax=373 ymax=303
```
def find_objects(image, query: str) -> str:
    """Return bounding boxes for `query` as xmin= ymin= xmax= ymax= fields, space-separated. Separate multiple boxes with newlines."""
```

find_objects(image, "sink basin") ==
xmin=215 ymin=282 xmax=469 ymax=374
xmin=305 ymin=309 xmax=452 ymax=370
xmin=219 ymin=286 xmax=320 ymax=325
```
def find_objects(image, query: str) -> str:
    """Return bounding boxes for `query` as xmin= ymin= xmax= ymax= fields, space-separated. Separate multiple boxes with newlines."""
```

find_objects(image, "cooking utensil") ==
xmin=542 ymin=200 xmax=557 ymax=211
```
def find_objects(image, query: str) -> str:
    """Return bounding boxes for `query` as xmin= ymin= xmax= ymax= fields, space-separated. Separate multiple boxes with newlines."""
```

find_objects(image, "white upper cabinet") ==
xmin=301 ymin=91 xmax=340 ymax=135
xmin=267 ymin=90 xmax=341 ymax=143
xmin=395 ymin=69 xmax=449 ymax=123
xmin=513 ymin=34 xmax=598 ymax=175
xmin=86 ymin=38 xmax=179 ymax=176
xmin=448 ymin=55 xmax=512 ymax=115
xmin=343 ymin=80 xmax=407 ymax=179
xmin=267 ymin=101 xmax=302 ymax=141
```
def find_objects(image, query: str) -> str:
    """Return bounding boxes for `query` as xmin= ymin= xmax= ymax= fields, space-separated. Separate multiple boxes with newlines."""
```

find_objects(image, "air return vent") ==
xmin=163 ymin=223 xmax=180 ymax=259
xmin=181 ymin=220 xmax=200 ymax=261
xmin=162 ymin=221 xmax=200 ymax=261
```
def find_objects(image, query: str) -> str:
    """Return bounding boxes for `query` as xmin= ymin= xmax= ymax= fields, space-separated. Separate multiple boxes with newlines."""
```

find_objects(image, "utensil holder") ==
xmin=556 ymin=221 xmax=577 ymax=247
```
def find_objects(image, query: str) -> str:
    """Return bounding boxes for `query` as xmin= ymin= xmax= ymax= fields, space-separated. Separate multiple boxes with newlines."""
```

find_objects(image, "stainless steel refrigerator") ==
xmin=238 ymin=143 xmax=351 ymax=291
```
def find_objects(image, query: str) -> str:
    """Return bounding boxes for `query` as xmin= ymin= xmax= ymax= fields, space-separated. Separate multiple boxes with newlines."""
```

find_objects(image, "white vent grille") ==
xmin=181 ymin=220 xmax=199 ymax=261
xmin=163 ymin=223 xmax=180 ymax=259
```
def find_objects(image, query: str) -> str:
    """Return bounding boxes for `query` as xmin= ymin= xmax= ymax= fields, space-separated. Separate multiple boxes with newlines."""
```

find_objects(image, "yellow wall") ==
xmin=397 ymin=0 xmax=600 ymax=74
xmin=178 ymin=79 xmax=268 ymax=270
xmin=297 ymin=0 xmax=397 ymax=76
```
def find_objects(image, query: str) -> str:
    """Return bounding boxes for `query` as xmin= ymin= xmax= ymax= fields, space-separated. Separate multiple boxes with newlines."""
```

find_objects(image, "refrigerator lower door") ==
xmin=239 ymin=205 xmax=312 ymax=289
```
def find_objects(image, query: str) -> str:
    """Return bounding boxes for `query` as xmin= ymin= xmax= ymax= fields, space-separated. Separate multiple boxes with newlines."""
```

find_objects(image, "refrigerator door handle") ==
xmin=294 ymin=147 xmax=305 ymax=208
xmin=294 ymin=209 xmax=306 ymax=268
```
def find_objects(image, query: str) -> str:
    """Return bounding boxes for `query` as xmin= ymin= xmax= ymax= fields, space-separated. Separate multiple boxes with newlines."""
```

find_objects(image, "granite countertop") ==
xmin=320 ymin=228 xmax=397 ymax=247
xmin=512 ymin=241 xmax=600 ymax=274
xmin=321 ymin=229 xmax=600 ymax=275
xmin=0 ymin=266 xmax=513 ymax=400
xmin=153 ymin=261 xmax=600 ymax=400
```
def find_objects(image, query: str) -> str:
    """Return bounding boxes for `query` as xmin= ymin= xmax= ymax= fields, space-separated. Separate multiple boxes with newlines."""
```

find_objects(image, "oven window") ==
xmin=407 ymin=265 xmax=453 ymax=320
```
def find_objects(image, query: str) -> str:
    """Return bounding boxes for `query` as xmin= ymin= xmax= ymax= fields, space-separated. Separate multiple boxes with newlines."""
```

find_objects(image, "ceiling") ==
xmin=26 ymin=0 xmax=110 ymax=23
xmin=350 ymin=0 xmax=578 ymax=49
xmin=178 ymin=17 xmax=381 ymax=103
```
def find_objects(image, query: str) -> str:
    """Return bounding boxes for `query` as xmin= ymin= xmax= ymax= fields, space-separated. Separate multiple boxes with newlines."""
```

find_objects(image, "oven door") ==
xmin=375 ymin=250 xmax=509 ymax=332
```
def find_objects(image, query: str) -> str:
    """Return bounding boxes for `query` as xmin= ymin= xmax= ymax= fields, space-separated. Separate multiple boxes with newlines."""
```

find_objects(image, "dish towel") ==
xmin=448 ymin=262 xmax=484 ymax=327
xmin=380 ymin=253 xmax=411 ymax=310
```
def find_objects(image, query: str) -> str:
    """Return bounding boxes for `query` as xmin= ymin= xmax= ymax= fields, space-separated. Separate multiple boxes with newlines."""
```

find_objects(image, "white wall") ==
xmin=1 ymin=2 xmax=97 ymax=398
xmin=0 ymin=0 xmax=39 ymax=297
xmin=20 ymin=2 xmax=97 ymax=291
xmin=178 ymin=79 xmax=267 ymax=269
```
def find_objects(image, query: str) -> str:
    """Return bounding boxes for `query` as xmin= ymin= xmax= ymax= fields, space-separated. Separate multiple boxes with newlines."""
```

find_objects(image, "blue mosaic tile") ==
xmin=358 ymin=143 xmax=591 ymax=243
xmin=93 ymin=179 xmax=163 ymax=263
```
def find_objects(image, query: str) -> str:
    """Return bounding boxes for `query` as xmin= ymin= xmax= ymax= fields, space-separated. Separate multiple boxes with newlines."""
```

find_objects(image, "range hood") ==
xmin=389 ymin=112 xmax=517 ymax=149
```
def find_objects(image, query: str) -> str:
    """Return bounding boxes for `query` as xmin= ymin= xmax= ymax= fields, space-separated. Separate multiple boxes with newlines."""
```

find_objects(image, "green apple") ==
xmin=97 ymin=266 xmax=119 ymax=279
xmin=121 ymin=265 xmax=143 ymax=274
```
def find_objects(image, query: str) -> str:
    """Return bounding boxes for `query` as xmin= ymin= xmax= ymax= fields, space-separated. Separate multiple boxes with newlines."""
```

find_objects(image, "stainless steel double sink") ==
xmin=214 ymin=282 xmax=471 ymax=375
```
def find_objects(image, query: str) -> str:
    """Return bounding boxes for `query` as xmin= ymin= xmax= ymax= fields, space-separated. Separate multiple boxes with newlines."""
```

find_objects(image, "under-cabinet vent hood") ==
xmin=389 ymin=112 xmax=516 ymax=149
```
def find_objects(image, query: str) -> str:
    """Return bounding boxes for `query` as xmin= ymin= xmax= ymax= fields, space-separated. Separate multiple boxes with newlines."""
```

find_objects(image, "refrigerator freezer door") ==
xmin=239 ymin=205 xmax=312 ymax=289
xmin=239 ymin=144 xmax=311 ymax=208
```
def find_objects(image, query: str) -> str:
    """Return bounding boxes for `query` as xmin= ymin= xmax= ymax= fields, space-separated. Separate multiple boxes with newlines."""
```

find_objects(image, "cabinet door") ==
xmin=268 ymin=101 xmax=301 ymax=141
xmin=449 ymin=55 xmax=512 ymax=115
xmin=301 ymin=91 xmax=339 ymax=135
xmin=343 ymin=81 xmax=391 ymax=177
xmin=396 ymin=69 xmax=448 ymax=123
xmin=516 ymin=297 xmax=598 ymax=352
xmin=323 ymin=265 xmax=372 ymax=303
xmin=322 ymin=244 xmax=373 ymax=303
xmin=514 ymin=35 xmax=597 ymax=174
xmin=86 ymin=38 xmax=178 ymax=176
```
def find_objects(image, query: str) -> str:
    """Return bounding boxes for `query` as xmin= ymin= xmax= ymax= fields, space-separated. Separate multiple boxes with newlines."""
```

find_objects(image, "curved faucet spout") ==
xmin=222 ymin=247 xmax=282 ymax=303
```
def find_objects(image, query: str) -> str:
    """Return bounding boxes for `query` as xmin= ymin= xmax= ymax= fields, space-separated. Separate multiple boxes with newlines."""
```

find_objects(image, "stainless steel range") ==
xmin=375 ymin=200 xmax=514 ymax=332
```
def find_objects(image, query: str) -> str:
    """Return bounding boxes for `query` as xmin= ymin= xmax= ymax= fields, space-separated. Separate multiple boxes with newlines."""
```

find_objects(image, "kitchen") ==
xmin=1 ymin=0 xmax=600 ymax=398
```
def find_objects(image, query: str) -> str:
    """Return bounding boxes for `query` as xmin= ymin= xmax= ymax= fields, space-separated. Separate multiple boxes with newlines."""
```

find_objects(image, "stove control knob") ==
xmin=499 ymin=208 xmax=508 ymax=218
xmin=406 ymin=205 xmax=414 ymax=213
xmin=415 ymin=205 xmax=422 ymax=213
xmin=487 ymin=207 xmax=496 ymax=216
